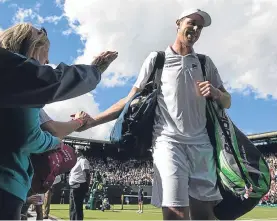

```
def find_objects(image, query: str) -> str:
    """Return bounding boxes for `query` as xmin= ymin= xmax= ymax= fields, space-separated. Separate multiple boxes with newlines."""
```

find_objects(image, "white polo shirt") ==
xmin=134 ymin=46 xmax=223 ymax=145
xmin=69 ymin=156 xmax=90 ymax=185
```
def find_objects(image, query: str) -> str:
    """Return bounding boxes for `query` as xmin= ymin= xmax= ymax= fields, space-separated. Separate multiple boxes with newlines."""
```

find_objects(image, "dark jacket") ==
xmin=0 ymin=47 xmax=101 ymax=107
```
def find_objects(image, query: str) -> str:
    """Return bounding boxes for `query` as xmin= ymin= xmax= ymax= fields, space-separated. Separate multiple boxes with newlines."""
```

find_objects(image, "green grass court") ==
xmin=49 ymin=204 xmax=277 ymax=220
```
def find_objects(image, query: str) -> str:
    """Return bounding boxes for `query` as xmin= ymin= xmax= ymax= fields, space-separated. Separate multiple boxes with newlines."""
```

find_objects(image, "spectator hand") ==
xmin=27 ymin=195 xmax=41 ymax=205
xmin=92 ymin=51 xmax=118 ymax=74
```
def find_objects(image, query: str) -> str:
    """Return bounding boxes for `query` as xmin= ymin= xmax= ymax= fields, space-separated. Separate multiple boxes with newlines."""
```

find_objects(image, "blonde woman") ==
xmin=0 ymin=23 xmax=117 ymax=220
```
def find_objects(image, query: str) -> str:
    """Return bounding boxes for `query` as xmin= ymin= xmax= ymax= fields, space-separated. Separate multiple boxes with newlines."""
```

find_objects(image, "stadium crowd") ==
xmin=88 ymin=157 xmax=154 ymax=186
xmin=88 ymin=153 xmax=277 ymax=187
xmin=86 ymin=154 xmax=277 ymax=205
xmin=260 ymin=153 xmax=277 ymax=205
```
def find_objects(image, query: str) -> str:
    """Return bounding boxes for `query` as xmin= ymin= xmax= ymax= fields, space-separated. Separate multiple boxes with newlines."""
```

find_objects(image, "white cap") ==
xmin=176 ymin=8 xmax=211 ymax=27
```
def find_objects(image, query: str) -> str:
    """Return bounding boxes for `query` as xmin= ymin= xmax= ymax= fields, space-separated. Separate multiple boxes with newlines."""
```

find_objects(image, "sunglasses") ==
xmin=39 ymin=27 xmax=47 ymax=36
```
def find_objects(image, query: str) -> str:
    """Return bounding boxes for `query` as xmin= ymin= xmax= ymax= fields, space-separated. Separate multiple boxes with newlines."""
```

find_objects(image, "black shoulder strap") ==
xmin=197 ymin=54 xmax=207 ymax=80
xmin=147 ymin=51 xmax=165 ymax=84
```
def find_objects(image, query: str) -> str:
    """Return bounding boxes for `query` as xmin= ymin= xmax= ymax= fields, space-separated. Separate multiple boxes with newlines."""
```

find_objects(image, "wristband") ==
xmin=74 ymin=118 xmax=84 ymax=126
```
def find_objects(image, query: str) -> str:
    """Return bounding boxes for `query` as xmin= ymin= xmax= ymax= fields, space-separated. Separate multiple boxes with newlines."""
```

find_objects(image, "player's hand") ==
xmin=75 ymin=117 xmax=98 ymax=132
xmin=92 ymin=51 xmax=118 ymax=74
xmin=196 ymin=81 xmax=221 ymax=99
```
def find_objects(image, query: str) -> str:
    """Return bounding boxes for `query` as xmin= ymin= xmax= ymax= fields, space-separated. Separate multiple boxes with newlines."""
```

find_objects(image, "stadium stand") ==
xmin=52 ymin=132 xmax=277 ymax=206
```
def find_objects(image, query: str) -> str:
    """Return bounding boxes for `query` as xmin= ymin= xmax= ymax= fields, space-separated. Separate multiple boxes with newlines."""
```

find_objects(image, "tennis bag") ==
xmin=31 ymin=143 xmax=77 ymax=193
xmin=110 ymin=51 xmax=165 ymax=156
xmin=198 ymin=54 xmax=271 ymax=220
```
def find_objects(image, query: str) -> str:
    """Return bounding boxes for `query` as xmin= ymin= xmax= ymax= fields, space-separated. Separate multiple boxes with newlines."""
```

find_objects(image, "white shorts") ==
xmin=151 ymin=141 xmax=222 ymax=208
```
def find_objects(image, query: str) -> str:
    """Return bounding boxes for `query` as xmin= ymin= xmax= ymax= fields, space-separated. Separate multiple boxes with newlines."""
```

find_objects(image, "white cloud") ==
xmin=13 ymin=8 xmax=35 ymax=23
xmin=44 ymin=93 xmax=115 ymax=141
xmin=59 ymin=0 xmax=277 ymax=99
xmin=42 ymin=15 xmax=63 ymax=24
xmin=62 ymin=28 xmax=72 ymax=36
xmin=55 ymin=0 xmax=64 ymax=8
xmin=12 ymin=7 xmax=63 ymax=25
xmin=0 ymin=0 xmax=9 ymax=3
xmin=34 ymin=2 xmax=41 ymax=12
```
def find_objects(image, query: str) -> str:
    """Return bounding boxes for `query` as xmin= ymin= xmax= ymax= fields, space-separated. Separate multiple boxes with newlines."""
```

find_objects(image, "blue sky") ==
xmin=0 ymin=0 xmax=276 ymax=139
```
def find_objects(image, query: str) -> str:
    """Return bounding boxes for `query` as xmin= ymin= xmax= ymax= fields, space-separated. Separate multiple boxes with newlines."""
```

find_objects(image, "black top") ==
xmin=0 ymin=48 xmax=101 ymax=107
xmin=138 ymin=188 xmax=143 ymax=197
